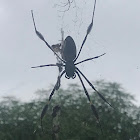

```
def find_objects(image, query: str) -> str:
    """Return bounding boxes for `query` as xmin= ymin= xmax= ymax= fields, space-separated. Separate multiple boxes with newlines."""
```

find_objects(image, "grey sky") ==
xmin=0 ymin=0 xmax=140 ymax=105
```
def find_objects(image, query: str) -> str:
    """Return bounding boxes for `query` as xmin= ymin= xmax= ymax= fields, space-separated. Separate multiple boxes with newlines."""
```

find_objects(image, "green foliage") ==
xmin=0 ymin=81 xmax=140 ymax=140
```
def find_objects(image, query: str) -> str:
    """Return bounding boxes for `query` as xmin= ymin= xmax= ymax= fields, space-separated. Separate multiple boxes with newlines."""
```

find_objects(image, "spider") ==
xmin=31 ymin=0 xmax=113 ymax=132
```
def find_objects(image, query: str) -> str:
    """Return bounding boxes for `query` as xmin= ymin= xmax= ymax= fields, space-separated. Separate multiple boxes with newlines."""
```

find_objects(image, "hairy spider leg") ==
xmin=76 ymin=71 xmax=103 ymax=135
xmin=31 ymin=63 xmax=65 ymax=68
xmin=74 ymin=0 xmax=97 ymax=62
xmin=40 ymin=70 xmax=65 ymax=132
xmin=31 ymin=64 xmax=58 ymax=68
xmin=75 ymin=53 xmax=106 ymax=65
xmin=76 ymin=67 xmax=114 ymax=109
xmin=31 ymin=10 xmax=65 ymax=63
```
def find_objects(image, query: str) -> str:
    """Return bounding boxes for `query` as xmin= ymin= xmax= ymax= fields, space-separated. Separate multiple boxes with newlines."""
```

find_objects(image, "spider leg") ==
xmin=74 ymin=0 xmax=97 ymax=62
xmin=76 ymin=67 xmax=114 ymax=109
xmin=31 ymin=10 xmax=65 ymax=63
xmin=31 ymin=64 xmax=58 ymax=68
xmin=31 ymin=63 xmax=64 ymax=68
xmin=40 ymin=70 xmax=65 ymax=132
xmin=75 ymin=53 xmax=106 ymax=65
xmin=75 ymin=70 xmax=103 ymax=134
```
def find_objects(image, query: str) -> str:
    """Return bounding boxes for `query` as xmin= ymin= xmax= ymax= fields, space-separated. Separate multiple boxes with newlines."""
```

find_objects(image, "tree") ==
xmin=0 ymin=81 xmax=139 ymax=140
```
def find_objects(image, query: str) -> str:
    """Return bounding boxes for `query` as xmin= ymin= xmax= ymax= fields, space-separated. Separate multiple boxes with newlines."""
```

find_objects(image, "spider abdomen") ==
xmin=62 ymin=36 xmax=76 ymax=61
xmin=65 ymin=61 xmax=75 ymax=79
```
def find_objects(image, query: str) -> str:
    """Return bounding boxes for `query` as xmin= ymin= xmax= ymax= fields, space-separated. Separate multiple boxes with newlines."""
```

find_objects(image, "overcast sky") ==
xmin=0 ymin=0 xmax=140 ymax=105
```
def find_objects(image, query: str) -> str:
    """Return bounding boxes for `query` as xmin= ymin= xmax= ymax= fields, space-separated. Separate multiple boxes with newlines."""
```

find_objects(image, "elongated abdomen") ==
xmin=62 ymin=36 xmax=76 ymax=61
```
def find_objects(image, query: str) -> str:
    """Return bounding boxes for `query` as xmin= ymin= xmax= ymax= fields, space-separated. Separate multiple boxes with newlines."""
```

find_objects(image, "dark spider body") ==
xmin=63 ymin=36 xmax=76 ymax=79
xmin=31 ymin=0 xmax=113 ymax=133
